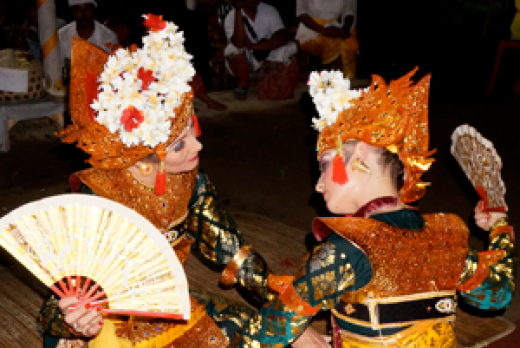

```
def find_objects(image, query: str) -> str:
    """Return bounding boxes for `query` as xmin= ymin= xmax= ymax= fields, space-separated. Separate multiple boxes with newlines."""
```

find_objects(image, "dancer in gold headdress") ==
xmin=38 ymin=14 xmax=272 ymax=348
xmin=225 ymin=69 xmax=516 ymax=348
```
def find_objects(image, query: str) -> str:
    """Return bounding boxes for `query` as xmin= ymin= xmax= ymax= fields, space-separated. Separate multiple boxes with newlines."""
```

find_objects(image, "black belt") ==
xmin=336 ymin=295 xmax=456 ymax=325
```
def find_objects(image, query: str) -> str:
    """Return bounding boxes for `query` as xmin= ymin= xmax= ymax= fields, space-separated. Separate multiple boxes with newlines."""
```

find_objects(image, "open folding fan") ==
xmin=450 ymin=124 xmax=506 ymax=212
xmin=0 ymin=194 xmax=190 ymax=320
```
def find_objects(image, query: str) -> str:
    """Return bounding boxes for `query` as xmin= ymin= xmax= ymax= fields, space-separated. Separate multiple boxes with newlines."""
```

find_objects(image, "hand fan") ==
xmin=450 ymin=124 xmax=506 ymax=212
xmin=0 ymin=194 xmax=190 ymax=320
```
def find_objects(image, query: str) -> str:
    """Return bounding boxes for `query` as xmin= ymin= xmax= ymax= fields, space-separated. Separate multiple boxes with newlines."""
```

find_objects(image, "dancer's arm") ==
xmin=228 ymin=234 xmax=370 ymax=347
xmin=458 ymin=202 xmax=516 ymax=310
xmin=185 ymin=171 xmax=273 ymax=303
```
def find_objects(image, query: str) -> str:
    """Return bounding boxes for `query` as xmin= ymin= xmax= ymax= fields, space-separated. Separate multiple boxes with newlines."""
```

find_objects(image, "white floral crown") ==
xmin=91 ymin=15 xmax=195 ymax=148
xmin=308 ymin=70 xmax=363 ymax=131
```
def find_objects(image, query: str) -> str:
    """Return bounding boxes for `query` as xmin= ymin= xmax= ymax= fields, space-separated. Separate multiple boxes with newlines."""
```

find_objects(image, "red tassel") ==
xmin=155 ymin=167 xmax=167 ymax=195
xmin=154 ymin=145 xmax=167 ymax=195
xmin=332 ymin=154 xmax=348 ymax=185
xmin=192 ymin=114 xmax=202 ymax=137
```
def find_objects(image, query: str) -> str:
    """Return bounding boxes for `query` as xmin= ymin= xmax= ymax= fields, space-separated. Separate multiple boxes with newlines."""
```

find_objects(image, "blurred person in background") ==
xmin=295 ymin=0 xmax=358 ymax=79
xmin=224 ymin=0 xmax=300 ymax=101
xmin=59 ymin=0 xmax=118 ymax=69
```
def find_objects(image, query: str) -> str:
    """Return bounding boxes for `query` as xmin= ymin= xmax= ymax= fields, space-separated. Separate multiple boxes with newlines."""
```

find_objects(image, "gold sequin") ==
xmin=317 ymin=213 xmax=469 ymax=303
xmin=75 ymin=167 xmax=197 ymax=233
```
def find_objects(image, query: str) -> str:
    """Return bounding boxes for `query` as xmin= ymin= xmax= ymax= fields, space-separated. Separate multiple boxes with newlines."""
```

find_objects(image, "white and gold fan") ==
xmin=0 ymin=194 xmax=190 ymax=320
xmin=450 ymin=124 xmax=506 ymax=211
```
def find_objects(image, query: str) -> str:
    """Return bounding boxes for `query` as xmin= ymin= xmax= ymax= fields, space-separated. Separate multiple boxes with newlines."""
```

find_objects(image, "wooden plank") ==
xmin=456 ymin=309 xmax=516 ymax=348
xmin=0 ymin=291 xmax=43 ymax=347
xmin=0 ymin=265 xmax=43 ymax=348
xmin=0 ymin=266 xmax=45 ymax=315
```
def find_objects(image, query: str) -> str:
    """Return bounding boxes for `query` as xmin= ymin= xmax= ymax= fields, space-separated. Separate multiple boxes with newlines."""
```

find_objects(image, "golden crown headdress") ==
xmin=310 ymin=68 xmax=435 ymax=203
xmin=58 ymin=14 xmax=196 ymax=195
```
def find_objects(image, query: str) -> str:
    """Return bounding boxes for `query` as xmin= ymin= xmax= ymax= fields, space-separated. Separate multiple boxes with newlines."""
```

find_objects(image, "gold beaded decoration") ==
xmin=317 ymin=213 xmax=469 ymax=303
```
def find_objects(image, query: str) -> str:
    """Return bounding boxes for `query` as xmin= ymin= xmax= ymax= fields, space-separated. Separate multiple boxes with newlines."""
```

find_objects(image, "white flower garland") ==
xmin=307 ymin=70 xmax=362 ymax=131
xmin=91 ymin=19 xmax=195 ymax=148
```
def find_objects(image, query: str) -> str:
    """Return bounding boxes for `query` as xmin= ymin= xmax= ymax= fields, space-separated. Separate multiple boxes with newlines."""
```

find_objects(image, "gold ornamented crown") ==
xmin=313 ymin=68 xmax=435 ymax=203
xmin=58 ymin=14 xmax=194 ymax=171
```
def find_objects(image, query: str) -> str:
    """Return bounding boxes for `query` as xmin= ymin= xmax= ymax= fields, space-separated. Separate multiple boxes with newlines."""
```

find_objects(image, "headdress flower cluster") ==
xmin=91 ymin=14 xmax=195 ymax=148
xmin=308 ymin=70 xmax=363 ymax=131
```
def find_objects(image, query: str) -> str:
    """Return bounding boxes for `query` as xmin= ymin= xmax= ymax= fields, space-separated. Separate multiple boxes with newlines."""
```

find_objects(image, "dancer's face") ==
xmin=164 ymin=117 xmax=202 ymax=174
xmin=315 ymin=143 xmax=366 ymax=215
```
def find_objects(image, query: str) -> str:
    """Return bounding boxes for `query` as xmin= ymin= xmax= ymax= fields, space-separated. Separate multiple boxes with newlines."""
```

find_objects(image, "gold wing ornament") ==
xmin=0 ymin=194 xmax=191 ymax=320
xmin=450 ymin=124 xmax=506 ymax=211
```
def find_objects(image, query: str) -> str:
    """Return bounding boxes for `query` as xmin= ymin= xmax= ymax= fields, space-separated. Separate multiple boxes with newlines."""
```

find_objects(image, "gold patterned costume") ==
xmin=38 ymin=14 xmax=272 ymax=348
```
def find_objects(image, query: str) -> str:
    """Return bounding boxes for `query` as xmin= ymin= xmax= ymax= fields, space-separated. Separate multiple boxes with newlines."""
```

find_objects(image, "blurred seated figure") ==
xmin=224 ymin=0 xmax=300 ymax=100
xmin=196 ymin=0 xmax=236 ymax=90
xmin=295 ymin=0 xmax=358 ymax=78
xmin=103 ymin=16 xmax=131 ymax=48
xmin=59 ymin=0 xmax=118 ymax=69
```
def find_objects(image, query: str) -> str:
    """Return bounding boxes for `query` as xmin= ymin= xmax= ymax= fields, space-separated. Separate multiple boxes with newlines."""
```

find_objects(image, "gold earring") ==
xmin=351 ymin=158 xmax=370 ymax=174
xmin=138 ymin=163 xmax=154 ymax=176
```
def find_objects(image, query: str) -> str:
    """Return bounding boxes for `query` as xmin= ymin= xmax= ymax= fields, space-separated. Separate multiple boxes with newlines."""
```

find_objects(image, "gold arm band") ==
xmin=489 ymin=225 xmax=515 ymax=242
xmin=457 ymin=250 xmax=506 ymax=292
xmin=490 ymin=217 xmax=509 ymax=233
xmin=220 ymin=245 xmax=252 ymax=286
xmin=268 ymin=274 xmax=320 ymax=316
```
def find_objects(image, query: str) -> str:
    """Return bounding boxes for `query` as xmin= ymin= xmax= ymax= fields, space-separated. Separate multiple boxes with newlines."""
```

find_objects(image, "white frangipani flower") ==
xmin=307 ymin=70 xmax=363 ymax=131
xmin=91 ymin=15 xmax=195 ymax=147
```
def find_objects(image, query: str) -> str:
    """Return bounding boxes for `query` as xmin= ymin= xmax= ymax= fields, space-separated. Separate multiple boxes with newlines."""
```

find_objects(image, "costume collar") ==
xmin=313 ymin=196 xmax=425 ymax=241
xmin=351 ymin=196 xmax=399 ymax=218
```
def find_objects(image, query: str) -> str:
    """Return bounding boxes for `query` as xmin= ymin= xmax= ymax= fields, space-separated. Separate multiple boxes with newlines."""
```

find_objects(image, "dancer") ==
xmin=38 ymin=14 xmax=270 ymax=348
xmin=228 ymin=69 xmax=516 ymax=348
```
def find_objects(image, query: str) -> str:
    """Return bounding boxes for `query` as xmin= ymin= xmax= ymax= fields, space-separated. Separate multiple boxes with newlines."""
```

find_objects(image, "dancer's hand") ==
xmin=474 ymin=200 xmax=508 ymax=231
xmin=59 ymin=297 xmax=104 ymax=337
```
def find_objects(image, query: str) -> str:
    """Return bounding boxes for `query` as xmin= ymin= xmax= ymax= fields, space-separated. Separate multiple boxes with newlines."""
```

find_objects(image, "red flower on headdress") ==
xmin=138 ymin=67 xmax=155 ymax=90
xmin=121 ymin=106 xmax=144 ymax=131
xmin=143 ymin=14 xmax=167 ymax=32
